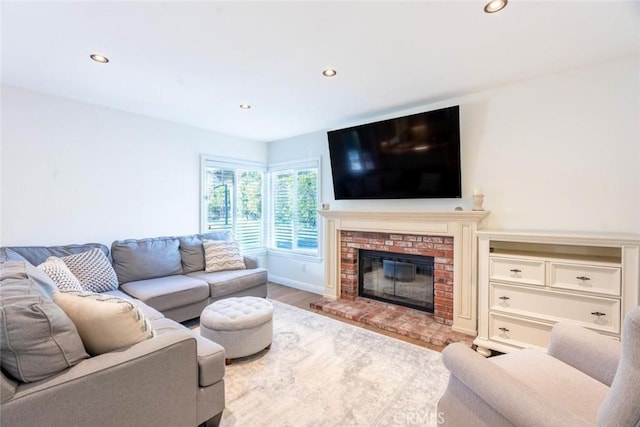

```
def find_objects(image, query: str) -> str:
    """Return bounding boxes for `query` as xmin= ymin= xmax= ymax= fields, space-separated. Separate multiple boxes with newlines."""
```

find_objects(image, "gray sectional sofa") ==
xmin=0 ymin=232 xmax=269 ymax=427
xmin=4 ymin=232 xmax=268 ymax=322
xmin=109 ymin=233 xmax=268 ymax=322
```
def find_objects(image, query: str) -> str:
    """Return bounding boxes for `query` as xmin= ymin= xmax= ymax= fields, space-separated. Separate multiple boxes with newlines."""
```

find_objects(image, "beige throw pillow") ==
xmin=203 ymin=240 xmax=246 ymax=273
xmin=38 ymin=257 xmax=83 ymax=292
xmin=53 ymin=292 xmax=154 ymax=356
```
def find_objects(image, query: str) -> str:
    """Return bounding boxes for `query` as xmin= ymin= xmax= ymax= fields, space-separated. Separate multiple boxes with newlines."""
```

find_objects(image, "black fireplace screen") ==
xmin=358 ymin=249 xmax=435 ymax=313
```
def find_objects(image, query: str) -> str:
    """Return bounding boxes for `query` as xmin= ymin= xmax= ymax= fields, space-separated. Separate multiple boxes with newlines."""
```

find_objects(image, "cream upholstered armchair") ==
xmin=438 ymin=306 xmax=640 ymax=426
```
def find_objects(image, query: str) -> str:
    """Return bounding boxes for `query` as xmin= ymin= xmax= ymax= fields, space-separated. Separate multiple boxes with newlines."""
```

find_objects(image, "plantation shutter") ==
xmin=272 ymin=170 xmax=295 ymax=250
xmin=236 ymin=169 xmax=263 ymax=250
xmin=203 ymin=161 xmax=264 ymax=251
xmin=270 ymin=161 xmax=319 ymax=253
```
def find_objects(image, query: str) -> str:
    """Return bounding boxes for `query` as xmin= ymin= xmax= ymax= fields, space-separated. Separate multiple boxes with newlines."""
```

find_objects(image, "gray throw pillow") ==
xmin=0 ymin=262 xmax=89 ymax=382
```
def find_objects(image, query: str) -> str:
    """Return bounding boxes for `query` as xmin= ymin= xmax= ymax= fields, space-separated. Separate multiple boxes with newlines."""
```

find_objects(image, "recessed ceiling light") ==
xmin=90 ymin=54 xmax=109 ymax=63
xmin=484 ymin=0 xmax=508 ymax=13
xmin=239 ymin=104 xmax=251 ymax=110
xmin=322 ymin=69 xmax=337 ymax=77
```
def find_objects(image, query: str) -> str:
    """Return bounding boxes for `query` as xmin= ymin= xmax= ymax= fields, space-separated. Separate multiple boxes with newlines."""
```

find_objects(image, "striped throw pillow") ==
xmin=203 ymin=240 xmax=246 ymax=273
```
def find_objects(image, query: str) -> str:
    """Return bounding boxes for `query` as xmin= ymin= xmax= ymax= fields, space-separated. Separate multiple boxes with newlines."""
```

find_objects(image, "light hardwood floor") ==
xmin=268 ymin=282 xmax=445 ymax=352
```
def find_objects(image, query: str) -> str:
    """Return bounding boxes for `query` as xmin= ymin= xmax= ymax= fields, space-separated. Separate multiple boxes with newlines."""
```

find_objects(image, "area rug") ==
xmin=217 ymin=300 xmax=449 ymax=427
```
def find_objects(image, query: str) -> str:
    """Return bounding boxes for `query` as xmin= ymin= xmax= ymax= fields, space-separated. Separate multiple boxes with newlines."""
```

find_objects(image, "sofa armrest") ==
xmin=2 ymin=331 xmax=199 ymax=427
xmin=441 ymin=343 xmax=591 ymax=427
xmin=548 ymin=322 xmax=621 ymax=386
xmin=243 ymin=255 xmax=259 ymax=269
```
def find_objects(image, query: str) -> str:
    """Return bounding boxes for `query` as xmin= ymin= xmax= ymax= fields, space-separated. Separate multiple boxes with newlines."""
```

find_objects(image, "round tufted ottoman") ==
xmin=200 ymin=297 xmax=273 ymax=364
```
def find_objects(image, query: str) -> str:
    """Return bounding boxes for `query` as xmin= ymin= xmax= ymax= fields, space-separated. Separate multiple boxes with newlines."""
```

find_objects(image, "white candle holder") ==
xmin=472 ymin=194 xmax=485 ymax=211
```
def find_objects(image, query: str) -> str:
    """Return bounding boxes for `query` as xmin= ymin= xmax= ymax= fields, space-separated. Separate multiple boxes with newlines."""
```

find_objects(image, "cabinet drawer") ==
xmin=550 ymin=263 xmax=621 ymax=296
xmin=489 ymin=256 xmax=545 ymax=286
xmin=489 ymin=313 xmax=552 ymax=349
xmin=490 ymin=283 xmax=621 ymax=334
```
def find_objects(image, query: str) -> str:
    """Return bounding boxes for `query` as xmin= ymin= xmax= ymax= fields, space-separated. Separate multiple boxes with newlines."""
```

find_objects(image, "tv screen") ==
xmin=327 ymin=106 xmax=462 ymax=200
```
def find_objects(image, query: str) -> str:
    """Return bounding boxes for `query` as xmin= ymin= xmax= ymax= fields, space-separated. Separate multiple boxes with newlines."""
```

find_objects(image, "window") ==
xmin=269 ymin=159 xmax=320 ymax=255
xmin=201 ymin=157 xmax=265 ymax=251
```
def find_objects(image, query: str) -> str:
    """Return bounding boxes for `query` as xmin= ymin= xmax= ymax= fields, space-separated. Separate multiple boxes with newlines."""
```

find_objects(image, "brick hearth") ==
xmin=310 ymin=297 xmax=474 ymax=349
xmin=340 ymin=230 xmax=454 ymax=325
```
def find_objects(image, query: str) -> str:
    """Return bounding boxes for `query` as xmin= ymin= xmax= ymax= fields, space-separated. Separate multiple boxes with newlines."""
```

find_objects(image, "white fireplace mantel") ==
xmin=319 ymin=210 xmax=490 ymax=335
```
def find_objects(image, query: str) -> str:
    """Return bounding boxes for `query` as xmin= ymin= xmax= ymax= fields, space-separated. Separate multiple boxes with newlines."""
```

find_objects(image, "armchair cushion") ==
xmin=440 ymin=343 xmax=598 ymax=426
xmin=597 ymin=306 xmax=640 ymax=426
xmin=548 ymin=322 xmax=621 ymax=386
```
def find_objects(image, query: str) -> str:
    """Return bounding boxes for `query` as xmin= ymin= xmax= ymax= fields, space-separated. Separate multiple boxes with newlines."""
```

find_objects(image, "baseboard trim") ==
xmin=268 ymin=275 xmax=324 ymax=295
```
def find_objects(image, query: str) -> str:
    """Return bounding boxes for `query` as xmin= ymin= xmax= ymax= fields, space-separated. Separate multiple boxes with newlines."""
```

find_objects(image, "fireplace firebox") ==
xmin=358 ymin=250 xmax=435 ymax=313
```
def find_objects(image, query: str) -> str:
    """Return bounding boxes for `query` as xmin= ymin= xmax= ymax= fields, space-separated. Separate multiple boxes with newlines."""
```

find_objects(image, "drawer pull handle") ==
xmin=591 ymin=311 xmax=606 ymax=317
xmin=499 ymin=296 xmax=510 ymax=300
xmin=509 ymin=269 xmax=522 ymax=273
xmin=498 ymin=327 xmax=510 ymax=332
xmin=576 ymin=276 xmax=591 ymax=281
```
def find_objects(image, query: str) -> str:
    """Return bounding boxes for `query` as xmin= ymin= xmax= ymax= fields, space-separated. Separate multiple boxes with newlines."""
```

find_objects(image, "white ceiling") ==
xmin=2 ymin=1 xmax=639 ymax=142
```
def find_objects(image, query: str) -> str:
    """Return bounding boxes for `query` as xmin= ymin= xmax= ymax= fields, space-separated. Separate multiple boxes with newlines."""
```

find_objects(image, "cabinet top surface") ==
xmin=477 ymin=229 xmax=640 ymax=245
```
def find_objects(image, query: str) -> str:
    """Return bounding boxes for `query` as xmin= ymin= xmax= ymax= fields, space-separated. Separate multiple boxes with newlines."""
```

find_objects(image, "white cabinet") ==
xmin=474 ymin=231 xmax=640 ymax=356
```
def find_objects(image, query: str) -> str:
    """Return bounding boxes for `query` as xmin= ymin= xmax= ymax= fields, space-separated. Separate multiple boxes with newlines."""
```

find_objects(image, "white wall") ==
xmin=3 ymin=58 xmax=638 ymax=293
xmin=1 ymin=85 xmax=268 ymax=246
xmin=267 ymin=57 xmax=640 ymax=292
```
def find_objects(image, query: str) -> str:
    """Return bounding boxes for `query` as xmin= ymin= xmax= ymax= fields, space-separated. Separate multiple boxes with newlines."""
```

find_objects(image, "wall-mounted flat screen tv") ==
xmin=327 ymin=105 xmax=462 ymax=200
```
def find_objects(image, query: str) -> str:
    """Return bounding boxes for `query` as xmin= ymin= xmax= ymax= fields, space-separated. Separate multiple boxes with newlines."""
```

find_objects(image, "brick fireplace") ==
xmin=340 ymin=230 xmax=454 ymax=324
xmin=318 ymin=210 xmax=489 ymax=335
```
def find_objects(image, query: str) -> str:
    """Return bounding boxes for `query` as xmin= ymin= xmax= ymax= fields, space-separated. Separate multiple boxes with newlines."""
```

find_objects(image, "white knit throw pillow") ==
xmin=61 ymin=248 xmax=119 ymax=293
xmin=203 ymin=240 xmax=246 ymax=272
xmin=38 ymin=257 xmax=83 ymax=292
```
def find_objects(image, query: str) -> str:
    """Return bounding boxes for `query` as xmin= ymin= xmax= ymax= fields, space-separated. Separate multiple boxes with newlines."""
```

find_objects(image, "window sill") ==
xmin=267 ymin=249 xmax=323 ymax=263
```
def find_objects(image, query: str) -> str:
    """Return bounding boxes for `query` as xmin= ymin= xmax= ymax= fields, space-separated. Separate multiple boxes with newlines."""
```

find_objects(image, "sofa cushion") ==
xmin=58 ymin=248 xmax=118 ymax=293
xmin=188 ymin=268 xmax=268 ymax=299
xmin=178 ymin=232 xmax=230 ymax=274
xmin=101 ymin=289 xmax=165 ymax=321
xmin=53 ymin=292 xmax=154 ymax=356
xmin=111 ymin=237 xmax=183 ymax=284
xmin=38 ymin=257 xmax=83 ymax=292
xmin=151 ymin=317 xmax=225 ymax=387
xmin=1 ymin=371 xmax=17 ymax=402
xmin=120 ymin=275 xmax=209 ymax=312
xmin=203 ymin=240 xmax=246 ymax=273
xmin=1 ymin=244 xmax=109 ymax=267
xmin=0 ymin=262 xmax=88 ymax=382
xmin=0 ymin=248 xmax=27 ymax=263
